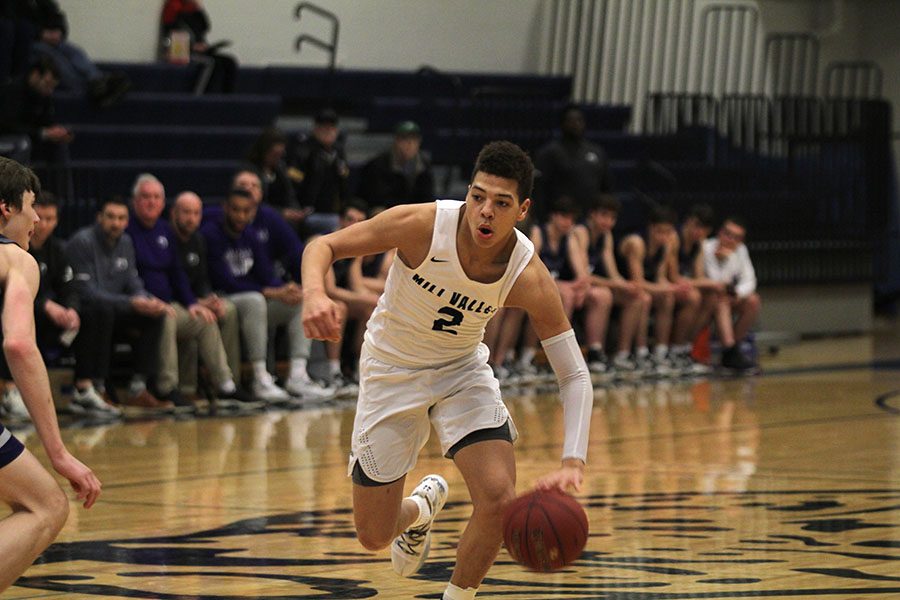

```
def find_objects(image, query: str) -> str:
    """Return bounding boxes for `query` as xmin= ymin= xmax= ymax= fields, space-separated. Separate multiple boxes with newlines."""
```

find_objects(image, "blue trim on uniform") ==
xmin=0 ymin=423 xmax=25 ymax=469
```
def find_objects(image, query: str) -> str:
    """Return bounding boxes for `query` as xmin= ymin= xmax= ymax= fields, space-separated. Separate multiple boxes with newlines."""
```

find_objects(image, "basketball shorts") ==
xmin=348 ymin=343 xmax=518 ymax=484
xmin=0 ymin=423 xmax=25 ymax=469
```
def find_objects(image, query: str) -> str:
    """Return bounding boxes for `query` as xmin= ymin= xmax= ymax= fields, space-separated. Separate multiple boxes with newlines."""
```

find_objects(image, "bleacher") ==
xmin=41 ymin=56 xmax=890 ymax=309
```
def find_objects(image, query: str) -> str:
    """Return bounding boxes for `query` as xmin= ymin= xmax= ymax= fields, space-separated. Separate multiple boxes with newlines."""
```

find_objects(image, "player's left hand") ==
xmin=535 ymin=458 xmax=584 ymax=493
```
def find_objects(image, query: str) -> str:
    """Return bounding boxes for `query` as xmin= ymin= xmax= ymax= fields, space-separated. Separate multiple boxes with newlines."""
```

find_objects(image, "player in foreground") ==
xmin=302 ymin=141 xmax=592 ymax=600
xmin=0 ymin=157 xmax=101 ymax=592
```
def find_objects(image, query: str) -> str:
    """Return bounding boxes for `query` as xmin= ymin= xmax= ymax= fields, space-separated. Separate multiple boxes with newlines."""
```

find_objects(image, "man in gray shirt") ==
xmin=66 ymin=197 xmax=174 ymax=412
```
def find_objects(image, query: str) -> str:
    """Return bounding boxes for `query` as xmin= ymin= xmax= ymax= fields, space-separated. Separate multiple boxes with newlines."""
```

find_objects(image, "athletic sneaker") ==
xmin=284 ymin=371 xmax=335 ymax=401
xmin=586 ymin=349 xmax=609 ymax=375
xmin=391 ymin=474 xmax=449 ymax=577
xmin=330 ymin=373 xmax=359 ymax=398
xmin=69 ymin=385 xmax=122 ymax=417
xmin=216 ymin=386 xmax=265 ymax=410
xmin=612 ymin=354 xmax=639 ymax=379
xmin=2 ymin=388 xmax=29 ymax=420
xmin=721 ymin=346 xmax=756 ymax=371
xmin=252 ymin=372 xmax=291 ymax=403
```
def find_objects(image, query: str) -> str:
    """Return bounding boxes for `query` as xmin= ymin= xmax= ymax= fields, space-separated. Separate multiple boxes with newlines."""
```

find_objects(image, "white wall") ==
xmin=57 ymin=0 xmax=544 ymax=73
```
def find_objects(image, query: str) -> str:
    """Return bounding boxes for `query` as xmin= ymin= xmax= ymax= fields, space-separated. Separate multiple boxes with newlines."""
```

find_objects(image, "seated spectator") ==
xmin=317 ymin=200 xmax=381 ymax=389
xmin=533 ymin=105 xmax=612 ymax=222
xmin=286 ymin=108 xmax=350 ymax=237
xmin=230 ymin=167 xmax=304 ymax=283
xmin=127 ymin=174 xmax=249 ymax=409
xmin=517 ymin=197 xmax=594 ymax=377
xmin=0 ymin=55 xmax=71 ymax=165
xmin=618 ymin=204 xmax=685 ymax=376
xmin=0 ymin=1 xmax=35 ymax=83
xmin=201 ymin=188 xmax=333 ymax=402
xmin=160 ymin=0 xmax=237 ymax=94
xmin=28 ymin=0 xmax=129 ymax=106
xmin=245 ymin=128 xmax=308 ymax=230
xmin=574 ymin=194 xmax=650 ymax=376
xmin=702 ymin=216 xmax=761 ymax=371
xmin=66 ymin=197 xmax=174 ymax=413
xmin=0 ymin=191 xmax=118 ymax=419
xmin=357 ymin=120 xmax=434 ymax=210
xmin=170 ymin=190 xmax=249 ymax=404
xmin=667 ymin=203 xmax=723 ymax=372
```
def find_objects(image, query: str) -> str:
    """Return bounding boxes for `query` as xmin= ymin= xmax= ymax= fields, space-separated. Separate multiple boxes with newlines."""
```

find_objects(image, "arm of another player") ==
xmin=2 ymin=255 xmax=101 ymax=508
xmin=505 ymin=256 xmax=593 ymax=493
xmin=301 ymin=203 xmax=434 ymax=341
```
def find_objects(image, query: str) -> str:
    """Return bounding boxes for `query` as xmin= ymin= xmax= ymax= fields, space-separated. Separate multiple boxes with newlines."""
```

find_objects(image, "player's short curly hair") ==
xmin=0 ymin=157 xmax=40 ymax=211
xmin=471 ymin=141 xmax=534 ymax=203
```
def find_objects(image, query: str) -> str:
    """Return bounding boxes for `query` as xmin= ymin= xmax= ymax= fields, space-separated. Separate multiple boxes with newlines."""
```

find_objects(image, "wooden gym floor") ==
xmin=2 ymin=321 xmax=899 ymax=599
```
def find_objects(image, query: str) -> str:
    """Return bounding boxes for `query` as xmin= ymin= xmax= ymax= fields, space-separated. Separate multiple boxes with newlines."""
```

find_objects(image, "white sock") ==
xmin=674 ymin=343 xmax=691 ymax=355
xmin=129 ymin=376 xmax=146 ymax=396
xmin=615 ymin=350 xmax=630 ymax=361
xmin=252 ymin=361 xmax=269 ymax=382
xmin=289 ymin=358 xmax=308 ymax=380
xmin=589 ymin=342 xmax=603 ymax=352
xmin=519 ymin=346 xmax=536 ymax=366
xmin=408 ymin=494 xmax=431 ymax=529
xmin=328 ymin=359 xmax=341 ymax=377
xmin=636 ymin=346 xmax=650 ymax=357
xmin=219 ymin=379 xmax=236 ymax=394
xmin=443 ymin=582 xmax=478 ymax=600
xmin=654 ymin=344 xmax=669 ymax=359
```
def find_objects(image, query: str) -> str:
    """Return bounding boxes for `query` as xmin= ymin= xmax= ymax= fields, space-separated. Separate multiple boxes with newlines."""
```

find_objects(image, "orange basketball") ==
xmin=502 ymin=489 xmax=588 ymax=571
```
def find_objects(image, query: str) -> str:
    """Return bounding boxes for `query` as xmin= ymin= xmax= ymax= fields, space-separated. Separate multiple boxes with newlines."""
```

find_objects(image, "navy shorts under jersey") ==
xmin=0 ymin=423 xmax=25 ymax=469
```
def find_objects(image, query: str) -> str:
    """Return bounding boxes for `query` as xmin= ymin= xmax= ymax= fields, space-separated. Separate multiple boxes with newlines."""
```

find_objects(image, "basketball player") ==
xmin=0 ymin=157 xmax=101 ymax=592
xmin=302 ymin=141 xmax=592 ymax=600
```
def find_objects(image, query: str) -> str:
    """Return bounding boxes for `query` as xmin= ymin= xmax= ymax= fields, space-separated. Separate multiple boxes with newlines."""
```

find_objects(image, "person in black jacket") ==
xmin=287 ymin=108 xmax=350 ymax=237
xmin=358 ymin=120 xmax=434 ymax=211
xmin=0 ymin=192 xmax=118 ymax=419
xmin=0 ymin=55 xmax=71 ymax=165
xmin=533 ymin=105 xmax=613 ymax=222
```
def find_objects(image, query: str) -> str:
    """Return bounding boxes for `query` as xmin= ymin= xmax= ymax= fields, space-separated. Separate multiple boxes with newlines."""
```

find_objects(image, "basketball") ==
xmin=502 ymin=489 xmax=589 ymax=571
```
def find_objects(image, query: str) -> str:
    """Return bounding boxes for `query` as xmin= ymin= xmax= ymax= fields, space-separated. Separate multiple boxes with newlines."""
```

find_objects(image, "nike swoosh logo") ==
xmin=430 ymin=257 xmax=449 ymax=263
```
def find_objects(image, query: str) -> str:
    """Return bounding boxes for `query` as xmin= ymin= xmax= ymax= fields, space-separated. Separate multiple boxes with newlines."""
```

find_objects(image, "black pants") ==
xmin=71 ymin=302 xmax=163 ymax=382
xmin=0 ymin=307 xmax=65 ymax=379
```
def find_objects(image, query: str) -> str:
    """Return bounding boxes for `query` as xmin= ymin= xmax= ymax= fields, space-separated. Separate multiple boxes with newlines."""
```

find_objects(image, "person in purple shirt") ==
xmin=128 ymin=174 xmax=247 ymax=409
xmin=201 ymin=187 xmax=332 ymax=403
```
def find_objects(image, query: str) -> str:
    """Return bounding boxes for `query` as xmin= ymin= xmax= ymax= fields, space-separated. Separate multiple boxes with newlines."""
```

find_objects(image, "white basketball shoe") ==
xmin=390 ymin=474 xmax=449 ymax=577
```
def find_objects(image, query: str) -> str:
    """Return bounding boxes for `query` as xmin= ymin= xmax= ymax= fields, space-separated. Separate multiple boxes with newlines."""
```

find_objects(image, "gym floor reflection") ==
xmin=3 ymin=330 xmax=899 ymax=599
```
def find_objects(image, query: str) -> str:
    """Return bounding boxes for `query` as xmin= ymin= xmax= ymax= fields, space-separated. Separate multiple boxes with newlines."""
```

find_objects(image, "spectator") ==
xmin=0 ymin=191 xmax=110 ymax=419
xmin=287 ymin=108 xmax=350 ymax=236
xmin=703 ymin=216 xmax=761 ymax=371
xmin=160 ymin=0 xmax=237 ymax=94
xmin=666 ymin=203 xmax=722 ymax=372
xmin=0 ymin=1 xmax=36 ymax=83
xmin=534 ymin=105 xmax=612 ymax=222
xmin=201 ymin=188 xmax=333 ymax=402
xmin=617 ymin=204 xmax=682 ymax=376
xmin=170 ymin=190 xmax=248 ymax=403
xmin=573 ymin=194 xmax=650 ymax=376
xmin=318 ymin=200 xmax=380 ymax=389
xmin=27 ymin=0 xmax=129 ymax=106
xmin=126 ymin=174 xmax=248 ymax=409
xmin=517 ymin=197 xmax=590 ymax=377
xmin=66 ymin=197 xmax=174 ymax=413
xmin=0 ymin=55 xmax=71 ymax=165
xmin=245 ymin=128 xmax=308 ymax=230
xmin=358 ymin=120 xmax=434 ymax=210
xmin=230 ymin=167 xmax=304 ymax=283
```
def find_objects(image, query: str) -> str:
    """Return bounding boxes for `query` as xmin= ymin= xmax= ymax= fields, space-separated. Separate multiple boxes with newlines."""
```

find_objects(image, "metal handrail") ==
xmin=294 ymin=2 xmax=339 ymax=70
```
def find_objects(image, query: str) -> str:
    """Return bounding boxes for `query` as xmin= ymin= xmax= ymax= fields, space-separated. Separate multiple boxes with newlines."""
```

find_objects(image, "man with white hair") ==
xmin=127 ymin=173 xmax=249 ymax=408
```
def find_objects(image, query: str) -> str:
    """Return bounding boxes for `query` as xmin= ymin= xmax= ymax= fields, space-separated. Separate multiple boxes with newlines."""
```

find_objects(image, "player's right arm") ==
xmin=505 ymin=256 xmax=592 ymax=493
xmin=302 ymin=203 xmax=434 ymax=341
xmin=2 ymin=252 xmax=101 ymax=508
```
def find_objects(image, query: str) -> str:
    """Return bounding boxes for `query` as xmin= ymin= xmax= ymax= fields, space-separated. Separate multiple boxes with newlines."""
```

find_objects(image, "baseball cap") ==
xmin=315 ymin=108 xmax=339 ymax=125
xmin=394 ymin=120 xmax=421 ymax=137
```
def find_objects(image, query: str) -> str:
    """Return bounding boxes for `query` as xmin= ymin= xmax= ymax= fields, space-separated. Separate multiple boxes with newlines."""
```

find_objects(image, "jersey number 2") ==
xmin=432 ymin=306 xmax=464 ymax=335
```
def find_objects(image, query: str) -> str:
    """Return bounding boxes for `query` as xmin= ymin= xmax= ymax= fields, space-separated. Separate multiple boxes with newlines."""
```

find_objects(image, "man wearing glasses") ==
xmin=703 ymin=216 xmax=761 ymax=371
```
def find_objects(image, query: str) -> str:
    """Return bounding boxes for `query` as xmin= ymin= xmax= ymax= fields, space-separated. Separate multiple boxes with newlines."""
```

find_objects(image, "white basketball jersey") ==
xmin=363 ymin=199 xmax=534 ymax=368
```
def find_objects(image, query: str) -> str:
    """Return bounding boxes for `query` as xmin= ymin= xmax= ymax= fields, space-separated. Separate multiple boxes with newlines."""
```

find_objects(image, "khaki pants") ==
xmin=158 ymin=303 xmax=233 ymax=395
